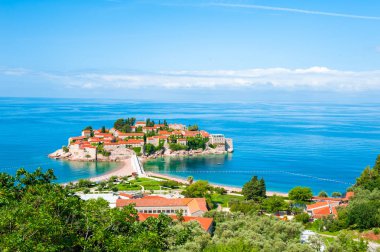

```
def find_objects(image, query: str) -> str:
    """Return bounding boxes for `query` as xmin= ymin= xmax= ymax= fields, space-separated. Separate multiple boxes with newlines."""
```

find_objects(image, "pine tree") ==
xmin=374 ymin=154 xmax=380 ymax=174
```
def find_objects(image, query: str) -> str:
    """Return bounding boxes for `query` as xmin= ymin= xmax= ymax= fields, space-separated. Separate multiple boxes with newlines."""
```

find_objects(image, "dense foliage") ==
xmin=203 ymin=212 xmax=311 ymax=252
xmin=186 ymin=136 xmax=208 ymax=150
xmin=242 ymin=176 xmax=266 ymax=201
xmin=0 ymin=169 xmax=207 ymax=251
xmin=187 ymin=124 xmax=199 ymax=131
xmin=355 ymin=155 xmax=380 ymax=191
xmin=288 ymin=186 xmax=313 ymax=203
xmin=114 ymin=117 xmax=136 ymax=133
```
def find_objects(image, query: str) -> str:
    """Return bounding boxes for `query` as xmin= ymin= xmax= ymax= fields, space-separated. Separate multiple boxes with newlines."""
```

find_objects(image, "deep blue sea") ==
xmin=1 ymin=97 xmax=379 ymax=194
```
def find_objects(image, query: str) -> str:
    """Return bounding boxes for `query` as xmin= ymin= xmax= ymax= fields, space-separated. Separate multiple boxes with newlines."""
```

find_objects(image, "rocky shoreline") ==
xmin=48 ymin=147 xmax=133 ymax=162
xmin=49 ymin=145 xmax=227 ymax=163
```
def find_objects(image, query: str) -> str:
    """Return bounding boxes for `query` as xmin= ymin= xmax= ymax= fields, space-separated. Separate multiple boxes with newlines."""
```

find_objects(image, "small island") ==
xmin=49 ymin=117 xmax=233 ymax=163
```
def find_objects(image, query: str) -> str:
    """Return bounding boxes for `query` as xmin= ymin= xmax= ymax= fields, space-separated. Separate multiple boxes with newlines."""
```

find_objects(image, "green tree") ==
xmin=294 ymin=212 xmax=310 ymax=224
xmin=83 ymin=125 xmax=93 ymax=131
xmin=187 ymin=176 xmax=194 ymax=185
xmin=355 ymin=165 xmax=380 ymax=191
xmin=332 ymin=192 xmax=342 ymax=198
xmin=344 ymin=188 xmax=380 ymax=229
xmin=374 ymin=154 xmax=380 ymax=174
xmin=262 ymin=195 xmax=289 ymax=213
xmin=242 ymin=176 xmax=266 ymax=201
xmin=183 ymin=180 xmax=210 ymax=198
xmin=188 ymin=124 xmax=199 ymax=131
xmin=288 ymin=186 xmax=313 ymax=203
xmin=318 ymin=191 xmax=328 ymax=197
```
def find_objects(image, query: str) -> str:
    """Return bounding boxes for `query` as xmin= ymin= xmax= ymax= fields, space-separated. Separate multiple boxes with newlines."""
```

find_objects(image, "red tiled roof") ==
xmin=70 ymin=136 xmax=86 ymax=140
xmin=137 ymin=213 xmax=213 ymax=232
xmin=135 ymin=121 xmax=146 ymax=124
xmin=116 ymin=197 xmax=208 ymax=214
xmin=200 ymin=130 xmax=209 ymax=137
xmin=144 ymin=127 xmax=155 ymax=130
xmin=153 ymin=135 xmax=168 ymax=139
xmin=158 ymin=130 xmax=170 ymax=135
xmin=343 ymin=192 xmax=354 ymax=201
xmin=306 ymin=202 xmax=329 ymax=211
xmin=126 ymin=139 xmax=144 ymax=144
xmin=95 ymin=133 xmax=113 ymax=137
xmin=171 ymin=130 xmax=183 ymax=135
xmin=183 ymin=131 xmax=201 ymax=137
xmin=119 ymin=133 xmax=144 ymax=137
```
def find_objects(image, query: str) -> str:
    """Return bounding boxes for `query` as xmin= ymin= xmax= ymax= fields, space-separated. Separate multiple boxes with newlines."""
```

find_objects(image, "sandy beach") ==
xmin=145 ymin=171 xmax=288 ymax=197
xmin=88 ymin=158 xmax=135 ymax=182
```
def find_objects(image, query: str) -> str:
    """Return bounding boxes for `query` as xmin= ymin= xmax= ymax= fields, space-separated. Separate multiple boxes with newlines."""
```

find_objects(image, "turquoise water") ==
xmin=1 ymin=97 xmax=380 ymax=194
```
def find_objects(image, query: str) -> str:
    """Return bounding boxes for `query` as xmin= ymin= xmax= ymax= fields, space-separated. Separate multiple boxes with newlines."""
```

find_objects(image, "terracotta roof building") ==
xmin=116 ymin=197 xmax=208 ymax=217
xmin=137 ymin=213 xmax=214 ymax=232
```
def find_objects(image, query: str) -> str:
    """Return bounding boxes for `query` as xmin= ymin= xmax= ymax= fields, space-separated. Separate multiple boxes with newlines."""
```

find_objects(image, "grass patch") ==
xmin=211 ymin=193 xmax=244 ymax=207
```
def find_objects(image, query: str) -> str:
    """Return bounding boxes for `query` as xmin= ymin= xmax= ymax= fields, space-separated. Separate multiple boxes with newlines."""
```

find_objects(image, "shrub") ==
xmin=62 ymin=146 xmax=69 ymax=153
xmin=133 ymin=147 xmax=141 ymax=155
xmin=294 ymin=213 xmax=310 ymax=224
xmin=169 ymin=143 xmax=188 ymax=151
xmin=83 ymin=188 xmax=90 ymax=194
xmin=208 ymin=144 xmax=216 ymax=149
xmin=373 ymin=228 xmax=380 ymax=235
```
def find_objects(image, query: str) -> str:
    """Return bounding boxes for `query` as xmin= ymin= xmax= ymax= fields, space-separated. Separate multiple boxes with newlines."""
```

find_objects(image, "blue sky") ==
xmin=1 ymin=0 xmax=380 ymax=101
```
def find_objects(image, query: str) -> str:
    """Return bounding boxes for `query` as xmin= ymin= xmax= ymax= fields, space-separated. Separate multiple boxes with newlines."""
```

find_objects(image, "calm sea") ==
xmin=1 ymin=97 xmax=379 ymax=194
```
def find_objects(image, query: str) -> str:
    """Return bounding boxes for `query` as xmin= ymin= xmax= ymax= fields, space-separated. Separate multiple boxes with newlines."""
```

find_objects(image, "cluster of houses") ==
xmin=66 ymin=121 xmax=233 ymax=159
xmin=306 ymin=192 xmax=354 ymax=219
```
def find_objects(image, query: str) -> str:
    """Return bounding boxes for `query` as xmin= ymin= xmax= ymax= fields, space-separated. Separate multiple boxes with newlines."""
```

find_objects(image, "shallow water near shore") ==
xmin=1 ymin=97 xmax=380 ymax=193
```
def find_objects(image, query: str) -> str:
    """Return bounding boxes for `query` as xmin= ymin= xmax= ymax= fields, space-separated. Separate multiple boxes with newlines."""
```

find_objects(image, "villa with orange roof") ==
xmin=116 ymin=196 xmax=208 ymax=217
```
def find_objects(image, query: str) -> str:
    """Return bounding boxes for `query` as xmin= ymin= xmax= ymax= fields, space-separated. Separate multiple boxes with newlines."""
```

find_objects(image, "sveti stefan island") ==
xmin=1 ymin=1 xmax=380 ymax=251
xmin=49 ymin=118 xmax=234 ymax=184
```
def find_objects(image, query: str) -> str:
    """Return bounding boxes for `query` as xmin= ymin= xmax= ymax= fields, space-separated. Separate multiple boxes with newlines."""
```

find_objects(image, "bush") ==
xmin=83 ymin=188 xmax=90 ymax=194
xmin=78 ymin=179 xmax=92 ymax=188
xmin=133 ymin=147 xmax=142 ymax=155
xmin=229 ymin=200 xmax=260 ymax=214
xmin=373 ymin=228 xmax=380 ymax=235
xmin=294 ymin=213 xmax=310 ymax=224
xmin=111 ymin=187 xmax=119 ymax=192
xmin=288 ymin=186 xmax=313 ymax=202
xmin=62 ymin=146 xmax=69 ymax=153
xmin=161 ymin=180 xmax=180 ymax=189
xmin=213 ymin=187 xmax=227 ymax=195
xmin=169 ymin=143 xmax=188 ymax=151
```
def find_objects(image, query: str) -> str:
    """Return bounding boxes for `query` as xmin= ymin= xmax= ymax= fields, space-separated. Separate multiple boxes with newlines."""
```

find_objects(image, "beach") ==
xmin=88 ymin=158 xmax=134 ymax=182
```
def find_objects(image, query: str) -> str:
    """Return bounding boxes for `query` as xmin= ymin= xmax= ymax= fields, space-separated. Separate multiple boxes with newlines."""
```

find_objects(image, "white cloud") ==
xmin=1 ymin=66 xmax=380 ymax=92
xmin=208 ymin=3 xmax=380 ymax=21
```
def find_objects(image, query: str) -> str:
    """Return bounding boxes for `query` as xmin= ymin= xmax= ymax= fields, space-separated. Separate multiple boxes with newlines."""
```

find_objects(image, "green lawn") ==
xmin=116 ymin=177 xmax=168 ymax=191
xmin=211 ymin=193 xmax=244 ymax=207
